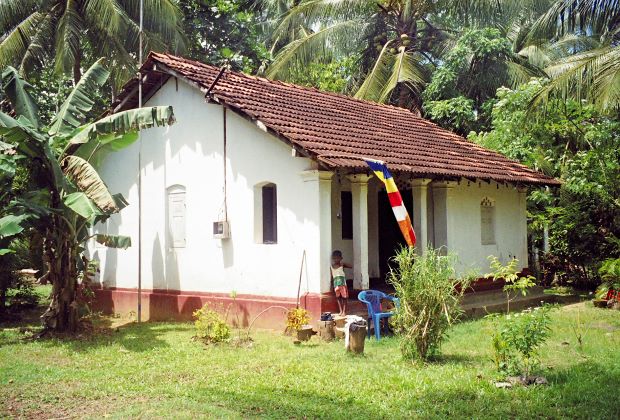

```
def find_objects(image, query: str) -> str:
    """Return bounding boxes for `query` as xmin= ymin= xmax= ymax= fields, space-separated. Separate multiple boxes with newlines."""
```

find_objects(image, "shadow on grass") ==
xmin=31 ymin=321 xmax=192 ymax=353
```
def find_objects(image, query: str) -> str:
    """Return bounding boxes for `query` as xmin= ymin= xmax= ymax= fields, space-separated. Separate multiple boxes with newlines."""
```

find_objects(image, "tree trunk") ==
xmin=40 ymin=213 xmax=79 ymax=333
xmin=0 ymin=287 xmax=6 ymax=313
xmin=73 ymin=53 xmax=82 ymax=85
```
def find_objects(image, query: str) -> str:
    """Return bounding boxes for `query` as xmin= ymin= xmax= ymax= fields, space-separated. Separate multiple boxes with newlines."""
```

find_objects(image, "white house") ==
xmin=91 ymin=52 xmax=559 ymax=327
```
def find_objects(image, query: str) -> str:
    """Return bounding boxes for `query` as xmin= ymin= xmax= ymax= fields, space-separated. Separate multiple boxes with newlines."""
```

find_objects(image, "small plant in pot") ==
xmin=286 ymin=307 xmax=313 ymax=341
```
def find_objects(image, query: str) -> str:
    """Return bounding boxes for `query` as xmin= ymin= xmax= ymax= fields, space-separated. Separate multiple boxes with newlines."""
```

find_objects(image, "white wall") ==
xmin=92 ymin=78 xmax=529 ymax=296
xmin=435 ymin=180 xmax=528 ymax=276
xmin=93 ymin=78 xmax=325 ymax=298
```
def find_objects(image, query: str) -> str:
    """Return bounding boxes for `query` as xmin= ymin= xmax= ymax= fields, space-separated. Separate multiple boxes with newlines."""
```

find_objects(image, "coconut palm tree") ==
xmin=261 ymin=0 xmax=548 ymax=110
xmin=0 ymin=59 xmax=175 ymax=332
xmin=0 ymin=0 xmax=186 ymax=89
xmin=528 ymin=0 xmax=620 ymax=111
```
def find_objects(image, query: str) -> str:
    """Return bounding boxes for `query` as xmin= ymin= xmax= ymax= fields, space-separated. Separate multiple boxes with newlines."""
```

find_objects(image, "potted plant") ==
xmin=286 ymin=307 xmax=313 ymax=341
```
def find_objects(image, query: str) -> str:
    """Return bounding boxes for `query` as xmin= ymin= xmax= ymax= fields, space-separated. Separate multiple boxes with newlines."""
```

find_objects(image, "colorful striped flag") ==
xmin=364 ymin=158 xmax=416 ymax=248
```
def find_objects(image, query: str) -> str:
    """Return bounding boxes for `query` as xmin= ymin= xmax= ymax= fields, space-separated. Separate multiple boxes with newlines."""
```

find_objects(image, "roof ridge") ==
xmin=150 ymin=51 xmax=432 ymax=120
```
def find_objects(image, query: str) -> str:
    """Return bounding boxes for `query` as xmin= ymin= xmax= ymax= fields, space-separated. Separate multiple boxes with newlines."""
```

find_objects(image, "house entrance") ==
xmin=375 ymin=189 xmax=413 ymax=290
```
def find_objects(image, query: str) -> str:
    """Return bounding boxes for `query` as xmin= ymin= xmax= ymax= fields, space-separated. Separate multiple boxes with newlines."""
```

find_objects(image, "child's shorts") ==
xmin=335 ymin=285 xmax=349 ymax=299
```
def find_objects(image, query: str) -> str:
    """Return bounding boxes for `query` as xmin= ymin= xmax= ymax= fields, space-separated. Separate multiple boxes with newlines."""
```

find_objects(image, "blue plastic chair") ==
xmin=358 ymin=290 xmax=400 ymax=340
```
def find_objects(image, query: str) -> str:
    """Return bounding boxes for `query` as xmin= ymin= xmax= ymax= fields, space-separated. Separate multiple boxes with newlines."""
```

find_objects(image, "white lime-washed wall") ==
xmin=431 ymin=181 xmax=528 ymax=276
xmin=91 ymin=78 xmax=529 ymax=297
xmin=91 ymin=78 xmax=332 ymax=298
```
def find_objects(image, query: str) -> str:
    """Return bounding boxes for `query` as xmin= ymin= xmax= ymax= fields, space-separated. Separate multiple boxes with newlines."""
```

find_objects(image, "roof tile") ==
xmin=116 ymin=52 xmax=559 ymax=186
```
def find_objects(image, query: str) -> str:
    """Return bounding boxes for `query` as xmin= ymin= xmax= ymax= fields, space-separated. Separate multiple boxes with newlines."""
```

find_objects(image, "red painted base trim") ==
xmin=93 ymin=286 xmax=338 ymax=329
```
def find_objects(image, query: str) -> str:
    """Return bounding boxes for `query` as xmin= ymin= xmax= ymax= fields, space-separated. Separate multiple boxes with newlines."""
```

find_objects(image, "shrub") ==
xmin=193 ymin=304 xmax=231 ymax=344
xmin=286 ymin=307 xmax=310 ymax=331
xmin=489 ymin=306 xmax=552 ymax=377
xmin=388 ymin=246 xmax=472 ymax=361
xmin=595 ymin=258 xmax=620 ymax=299
xmin=1 ymin=237 xmax=37 ymax=312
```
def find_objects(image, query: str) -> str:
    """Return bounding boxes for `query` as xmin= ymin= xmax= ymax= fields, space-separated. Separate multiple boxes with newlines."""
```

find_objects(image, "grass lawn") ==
xmin=1 ymin=301 xmax=619 ymax=419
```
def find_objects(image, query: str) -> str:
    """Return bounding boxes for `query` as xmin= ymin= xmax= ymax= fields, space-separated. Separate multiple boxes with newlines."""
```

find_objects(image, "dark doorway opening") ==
xmin=375 ymin=189 xmax=413 ymax=289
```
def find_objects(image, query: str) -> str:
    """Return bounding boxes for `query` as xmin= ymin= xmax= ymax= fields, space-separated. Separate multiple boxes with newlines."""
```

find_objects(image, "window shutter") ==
xmin=262 ymin=185 xmax=277 ymax=244
xmin=341 ymin=191 xmax=353 ymax=240
xmin=480 ymin=199 xmax=495 ymax=245
xmin=168 ymin=190 xmax=186 ymax=248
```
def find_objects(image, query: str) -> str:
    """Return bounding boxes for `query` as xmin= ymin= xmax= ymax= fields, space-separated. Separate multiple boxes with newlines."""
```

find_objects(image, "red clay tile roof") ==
xmin=116 ymin=52 xmax=559 ymax=186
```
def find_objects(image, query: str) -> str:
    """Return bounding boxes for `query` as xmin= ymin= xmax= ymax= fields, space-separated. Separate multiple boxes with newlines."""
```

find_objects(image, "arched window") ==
xmin=254 ymin=182 xmax=277 ymax=244
xmin=480 ymin=197 xmax=495 ymax=245
xmin=167 ymin=185 xmax=186 ymax=248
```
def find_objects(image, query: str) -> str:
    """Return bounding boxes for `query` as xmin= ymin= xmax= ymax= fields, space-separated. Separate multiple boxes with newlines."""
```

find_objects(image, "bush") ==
xmin=193 ymin=304 xmax=231 ymax=344
xmin=595 ymin=258 xmax=620 ymax=299
xmin=286 ymin=307 xmax=310 ymax=332
xmin=0 ymin=237 xmax=35 ymax=312
xmin=388 ymin=246 xmax=472 ymax=361
xmin=489 ymin=306 xmax=552 ymax=377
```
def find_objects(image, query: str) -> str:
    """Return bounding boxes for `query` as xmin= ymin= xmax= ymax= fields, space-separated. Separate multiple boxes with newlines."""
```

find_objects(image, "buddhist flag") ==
xmin=364 ymin=158 xmax=416 ymax=248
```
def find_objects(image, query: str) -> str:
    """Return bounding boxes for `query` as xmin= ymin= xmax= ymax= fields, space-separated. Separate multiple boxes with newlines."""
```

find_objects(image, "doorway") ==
xmin=376 ymin=189 xmax=413 ymax=288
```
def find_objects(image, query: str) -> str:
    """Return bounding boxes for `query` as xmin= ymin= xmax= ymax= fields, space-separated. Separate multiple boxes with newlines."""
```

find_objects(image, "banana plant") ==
xmin=0 ymin=58 xmax=175 ymax=332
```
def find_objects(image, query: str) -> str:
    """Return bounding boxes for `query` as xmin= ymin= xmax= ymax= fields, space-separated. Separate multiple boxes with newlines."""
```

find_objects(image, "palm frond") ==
xmin=270 ymin=0 xmax=373 ymax=42
xmin=355 ymin=40 xmax=425 ymax=104
xmin=0 ymin=11 xmax=44 ymax=70
xmin=0 ymin=0 xmax=38 ymax=36
xmin=121 ymin=0 xmax=187 ymax=53
xmin=266 ymin=20 xmax=367 ymax=79
xmin=373 ymin=49 xmax=427 ymax=103
xmin=54 ymin=0 xmax=84 ymax=75
xmin=82 ymin=0 xmax=127 ymax=38
xmin=19 ymin=11 xmax=56 ymax=76
xmin=530 ymin=0 xmax=620 ymax=40
xmin=533 ymin=45 xmax=620 ymax=111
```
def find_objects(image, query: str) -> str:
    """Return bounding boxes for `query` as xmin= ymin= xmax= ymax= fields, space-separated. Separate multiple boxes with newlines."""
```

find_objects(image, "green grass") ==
xmin=1 ymin=302 xmax=619 ymax=419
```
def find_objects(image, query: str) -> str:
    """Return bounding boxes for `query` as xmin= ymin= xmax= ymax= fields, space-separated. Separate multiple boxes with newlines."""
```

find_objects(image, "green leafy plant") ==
xmin=486 ymin=256 xmax=536 ymax=312
xmin=0 ymin=60 xmax=175 ymax=332
xmin=286 ymin=307 xmax=310 ymax=332
xmin=389 ymin=246 xmax=473 ymax=361
xmin=193 ymin=303 xmax=231 ymax=344
xmin=489 ymin=306 xmax=552 ymax=377
xmin=595 ymin=258 xmax=620 ymax=299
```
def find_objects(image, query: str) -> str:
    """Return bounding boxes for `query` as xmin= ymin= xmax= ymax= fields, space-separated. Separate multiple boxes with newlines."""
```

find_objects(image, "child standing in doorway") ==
xmin=331 ymin=250 xmax=352 ymax=316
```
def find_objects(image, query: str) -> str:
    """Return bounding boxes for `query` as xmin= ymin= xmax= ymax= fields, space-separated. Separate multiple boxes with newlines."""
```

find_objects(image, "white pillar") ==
xmin=301 ymin=170 xmax=334 ymax=293
xmin=517 ymin=186 xmax=529 ymax=269
xmin=348 ymin=174 xmax=371 ymax=290
xmin=367 ymin=181 xmax=380 ymax=278
xmin=431 ymin=181 xmax=456 ymax=254
xmin=411 ymin=179 xmax=431 ymax=255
